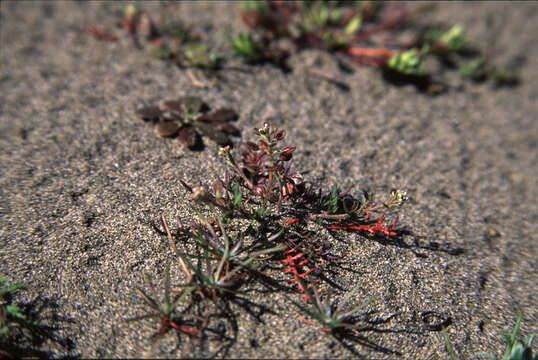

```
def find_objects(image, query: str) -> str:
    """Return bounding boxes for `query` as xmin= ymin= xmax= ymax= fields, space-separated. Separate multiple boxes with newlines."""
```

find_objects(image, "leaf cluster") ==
xmin=135 ymin=96 xmax=240 ymax=149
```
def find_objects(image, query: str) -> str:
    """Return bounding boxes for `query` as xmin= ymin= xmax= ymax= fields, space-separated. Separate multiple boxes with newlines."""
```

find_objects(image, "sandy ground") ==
xmin=0 ymin=1 xmax=537 ymax=358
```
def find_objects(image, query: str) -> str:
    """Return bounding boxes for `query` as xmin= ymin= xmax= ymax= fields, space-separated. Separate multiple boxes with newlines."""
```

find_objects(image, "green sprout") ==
xmin=305 ymin=2 xmax=331 ymax=30
xmin=129 ymin=267 xmax=201 ymax=337
xmin=0 ymin=277 xmax=44 ymax=337
xmin=459 ymin=56 xmax=487 ymax=80
xmin=293 ymin=277 xmax=378 ymax=333
xmin=387 ymin=45 xmax=429 ymax=76
xmin=232 ymin=33 xmax=264 ymax=64
xmin=345 ymin=14 xmax=362 ymax=36
xmin=439 ymin=24 xmax=468 ymax=52
xmin=182 ymin=42 xmax=220 ymax=69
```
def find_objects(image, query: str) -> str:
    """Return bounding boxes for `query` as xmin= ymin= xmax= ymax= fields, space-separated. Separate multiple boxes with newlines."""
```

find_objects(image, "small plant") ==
xmin=145 ymin=123 xmax=410 ymax=354
xmin=0 ymin=277 xmax=44 ymax=337
xmin=443 ymin=311 xmax=537 ymax=360
xmin=387 ymin=46 xmax=429 ymax=76
xmin=232 ymin=33 xmax=265 ymax=64
xmin=135 ymin=96 xmax=240 ymax=149
xmin=182 ymin=42 xmax=221 ymax=69
xmin=129 ymin=267 xmax=202 ymax=338
xmin=426 ymin=24 xmax=468 ymax=53
xmin=459 ymin=57 xmax=519 ymax=86
xmin=293 ymin=277 xmax=378 ymax=333
xmin=89 ymin=3 xmax=222 ymax=71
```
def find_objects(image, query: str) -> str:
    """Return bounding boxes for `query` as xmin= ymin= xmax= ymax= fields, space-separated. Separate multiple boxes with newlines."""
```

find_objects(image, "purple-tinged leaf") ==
xmin=163 ymin=100 xmax=185 ymax=114
xmin=155 ymin=121 xmax=180 ymax=137
xmin=216 ymin=123 xmax=240 ymax=136
xmin=199 ymin=108 xmax=239 ymax=124
xmin=177 ymin=126 xmax=200 ymax=148
xmin=196 ymin=123 xmax=232 ymax=146
xmin=136 ymin=106 xmax=163 ymax=122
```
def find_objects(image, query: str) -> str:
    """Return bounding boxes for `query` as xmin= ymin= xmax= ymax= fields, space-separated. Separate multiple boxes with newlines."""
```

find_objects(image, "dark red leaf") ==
xmin=136 ymin=106 xmax=163 ymax=122
xmin=240 ymin=10 xmax=261 ymax=29
xmin=163 ymin=100 xmax=185 ymax=114
xmin=199 ymin=108 xmax=238 ymax=124
xmin=177 ymin=126 xmax=200 ymax=148
xmin=216 ymin=123 xmax=240 ymax=136
xmin=155 ymin=121 xmax=180 ymax=137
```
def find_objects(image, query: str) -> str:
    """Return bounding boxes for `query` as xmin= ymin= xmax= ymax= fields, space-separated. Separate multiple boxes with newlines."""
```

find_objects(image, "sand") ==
xmin=0 ymin=1 xmax=536 ymax=358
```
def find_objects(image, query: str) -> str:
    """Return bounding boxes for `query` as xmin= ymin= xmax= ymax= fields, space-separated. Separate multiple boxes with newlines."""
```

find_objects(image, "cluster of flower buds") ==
xmin=386 ymin=190 xmax=408 ymax=208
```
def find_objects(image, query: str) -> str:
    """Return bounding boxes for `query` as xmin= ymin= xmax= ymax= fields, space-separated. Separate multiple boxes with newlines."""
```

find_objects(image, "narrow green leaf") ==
xmin=136 ymin=287 xmax=163 ymax=315
xmin=233 ymin=183 xmax=242 ymax=209
xmin=345 ymin=15 xmax=362 ymax=35
xmin=442 ymin=329 xmax=461 ymax=360
xmin=335 ymin=282 xmax=362 ymax=315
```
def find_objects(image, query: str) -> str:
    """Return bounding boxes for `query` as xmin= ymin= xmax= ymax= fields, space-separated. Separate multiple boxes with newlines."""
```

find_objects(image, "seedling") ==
xmin=293 ymin=277 xmax=378 ymax=333
xmin=0 ymin=277 xmax=45 ymax=338
xmin=135 ymin=96 xmax=240 ymax=149
xmin=232 ymin=33 xmax=265 ymax=64
xmin=443 ymin=311 xmax=537 ymax=360
xmin=459 ymin=57 xmax=519 ymax=86
xmin=129 ymin=267 xmax=202 ymax=338
xmin=387 ymin=46 xmax=429 ymax=76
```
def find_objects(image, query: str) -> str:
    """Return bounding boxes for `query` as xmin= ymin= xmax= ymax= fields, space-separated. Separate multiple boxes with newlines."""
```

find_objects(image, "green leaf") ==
xmin=439 ymin=24 xmax=467 ymax=52
xmin=6 ymin=305 xmax=26 ymax=320
xmin=0 ymin=278 xmax=28 ymax=296
xmin=136 ymin=287 xmax=163 ymax=314
xmin=388 ymin=47 xmax=428 ymax=76
xmin=233 ymin=183 xmax=242 ymax=209
xmin=345 ymin=15 xmax=362 ymax=36
xmin=232 ymin=34 xmax=263 ymax=64
xmin=183 ymin=42 xmax=219 ymax=69
xmin=443 ymin=329 xmax=461 ymax=360
xmin=335 ymin=282 xmax=361 ymax=315
xmin=324 ymin=186 xmax=339 ymax=214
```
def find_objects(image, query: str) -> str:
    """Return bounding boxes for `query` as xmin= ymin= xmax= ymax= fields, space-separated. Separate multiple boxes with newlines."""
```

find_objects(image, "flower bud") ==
xmin=275 ymin=130 xmax=286 ymax=141
xmin=280 ymin=146 xmax=296 ymax=161
xmin=388 ymin=190 xmax=408 ymax=207
xmin=192 ymin=186 xmax=206 ymax=200
xmin=281 ymin=146 xmax=296 ymax=154
xmin=214 ymin=181 xmax=223 ymax=200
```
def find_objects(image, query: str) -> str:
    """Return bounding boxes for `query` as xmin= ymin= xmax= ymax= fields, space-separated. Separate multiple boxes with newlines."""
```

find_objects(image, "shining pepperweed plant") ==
xmin=132 ymin=122 xmax=414 ymax=355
